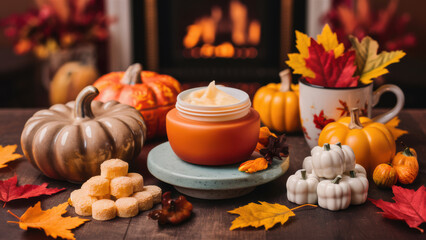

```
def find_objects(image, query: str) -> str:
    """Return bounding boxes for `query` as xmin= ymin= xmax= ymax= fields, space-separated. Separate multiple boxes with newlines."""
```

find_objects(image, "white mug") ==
xmin=299 ymin=80 xmax=405 ymax=148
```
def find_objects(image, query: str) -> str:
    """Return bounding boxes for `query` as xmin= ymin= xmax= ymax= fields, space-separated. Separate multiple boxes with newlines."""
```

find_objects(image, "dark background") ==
xmin=0 ymin=0 xmax=425 ymax=108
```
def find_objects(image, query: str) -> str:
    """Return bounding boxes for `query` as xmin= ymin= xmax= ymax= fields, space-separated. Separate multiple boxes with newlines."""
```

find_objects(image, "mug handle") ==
xmin=371 ymin=84 xmax=405 ymax=124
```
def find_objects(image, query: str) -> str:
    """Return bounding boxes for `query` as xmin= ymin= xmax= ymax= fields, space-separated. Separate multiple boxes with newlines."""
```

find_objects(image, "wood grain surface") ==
xmin=0 ymin=109 xmax=424 ymax=240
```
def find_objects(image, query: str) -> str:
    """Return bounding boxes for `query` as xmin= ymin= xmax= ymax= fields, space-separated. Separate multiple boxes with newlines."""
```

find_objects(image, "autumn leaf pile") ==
xmin=286 ymin=24 xmax=405 ymax=87
xmin=0 ymin=144 xmax=88 ymax=240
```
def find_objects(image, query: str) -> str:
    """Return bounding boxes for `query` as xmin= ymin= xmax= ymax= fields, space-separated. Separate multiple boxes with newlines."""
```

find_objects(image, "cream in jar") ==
xmin=183 ymin=81 xmax=240 ymax=106
xmin=167 ymin=82 xmax=260 ymax=165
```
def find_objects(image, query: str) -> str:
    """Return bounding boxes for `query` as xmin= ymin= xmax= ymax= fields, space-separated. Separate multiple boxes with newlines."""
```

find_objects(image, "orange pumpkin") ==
xmin=373 ymin=163 xmax=398 ymax=188
xmin=392 ymin=146 xmax=419 ymax=184
xmin=253 ymin=69 xmax=301 ymax=133
xmin=318 ymin=108 xmax=396 ymax=176
xmin=93 ymin=63 xmax=181 ymax=139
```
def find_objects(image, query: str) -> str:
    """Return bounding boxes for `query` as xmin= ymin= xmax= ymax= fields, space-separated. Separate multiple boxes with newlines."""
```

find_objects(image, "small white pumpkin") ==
xmin=286 ymin=169 xmax=319 ymax=204
xmin=317 ymin=175 xmax=351 ymax=211
xmin=343 ymin=171 xmax=369 ymax=205
xmin=311 ymin=143 xmax=345 ymax=179
xmin=302 ymin=156 xmax=314 ymax=174
xmin=334 ymin=142 xmax=356 ymax=172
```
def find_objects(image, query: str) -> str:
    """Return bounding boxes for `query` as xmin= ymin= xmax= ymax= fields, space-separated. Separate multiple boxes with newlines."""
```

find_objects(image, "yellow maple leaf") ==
xmin=239 ymin=158 xmax=269 ymax=173
xmin=8 ymin=202 xmax=89 ymax=240
xmin=317 ymin=24 xmax=345 ymax=57
xmin=286 ymin=53 xmax=315 ymax=78
xmin=385 ymin=116 xmax=408 ymax=140
xmin=228 ymin=202 xmax=316 ymax=230
xmin=349 ymin=36 xmax=406 ymax=84
xmin=295 ymin=30 xmax=311 ymax=58
xmin=0 ymin=144 xmax=23 ymax=169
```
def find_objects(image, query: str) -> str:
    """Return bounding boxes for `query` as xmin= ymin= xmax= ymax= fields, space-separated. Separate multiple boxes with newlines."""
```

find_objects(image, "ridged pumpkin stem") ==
xmin=350 ymin=171 xmax=356 ymax=178
xmin=279 ymin=69 xmax=291 ymax=92
xmin=121 ymin=63 xmax=143 ymax=85
xmin=348 ymin=108 xmax=363 ymax=130
xmin=336 ymin=142 xmax=342 ymax=148
xmin=332 ymin=175 xmax=342 ymax=184
xmin=324 ymin=143 xmax=330 ymax=151
xmin=301 ymin=169 xmax=307 ymax=180
xmin=75 ymin=85 xmax=99 ymax=119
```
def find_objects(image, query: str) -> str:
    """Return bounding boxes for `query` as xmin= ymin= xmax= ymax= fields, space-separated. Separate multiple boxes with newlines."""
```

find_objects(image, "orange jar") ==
xmin=166 ymin=86 xmax=260 ymax=165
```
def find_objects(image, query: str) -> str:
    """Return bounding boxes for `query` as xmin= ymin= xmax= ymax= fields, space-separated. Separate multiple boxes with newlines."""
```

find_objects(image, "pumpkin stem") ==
xmin=332 ymin=175 xmax=342 ymax=184
xmin=74 ymin=85 xmax=99 ymax=119
xmin=301 ymin=169 xmax=307 ymax=180
xmin=336 ymin=142 xmax=342 ymax=148
xmin=279 ymin=69 xmax=291 ymax=92
xmin=350 ymin=170 xmax=356 ymax=178
xmin=402 ymin=147 xmax=414 ymax=157
xmin=324 ymin=143 xmax=331 ymax=151
xmin=121 ymin=63 xmax=143 ymax=85
xmin=348 ymin=108 xmax=363 ymax=130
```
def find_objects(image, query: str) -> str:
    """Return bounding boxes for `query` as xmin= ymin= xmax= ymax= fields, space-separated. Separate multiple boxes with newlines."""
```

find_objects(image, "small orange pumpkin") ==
xmin=93 ymin=63 xmax=181 ymax=139
xmin=50 ymin=61 xmax=99 ymax=105
xmin=253 ymin=69 xmax=301 ymax=133
xmin=318 ymin=108 xmax=396 ymax=176
xmin=392 ymin=145 xmax=418 ymax=184
xmin=373 ymin=163 xmax=398 ymax=188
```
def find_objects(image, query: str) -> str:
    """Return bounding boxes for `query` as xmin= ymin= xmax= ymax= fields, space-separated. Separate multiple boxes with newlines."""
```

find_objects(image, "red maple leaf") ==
xmin=0 ymin=175 xmax=65 ymax=207
xmin=313 ymin=110 xmax=335 ymax=130
xmin=369 ymin=185 xmax=426 ymax=233
xmin=305 ymin=39 xmax=359 ymax=88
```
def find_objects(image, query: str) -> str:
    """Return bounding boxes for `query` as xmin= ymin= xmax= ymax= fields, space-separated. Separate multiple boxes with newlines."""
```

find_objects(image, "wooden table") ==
xmin=0 ymin=109 xmax=424 ymax=240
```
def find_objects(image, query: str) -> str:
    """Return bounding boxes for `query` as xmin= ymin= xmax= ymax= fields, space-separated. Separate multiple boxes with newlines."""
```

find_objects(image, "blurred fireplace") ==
xmin=132 ymin=0 xmax=302 ymax=84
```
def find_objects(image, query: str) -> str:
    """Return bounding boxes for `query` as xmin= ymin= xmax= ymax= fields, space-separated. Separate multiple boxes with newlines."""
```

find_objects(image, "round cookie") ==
xmin=101 ymin=159 xmax=128 ymax=179
xmin=115 ymin=197 xmax=139 ymax=218
xmin=92 ymin=199 xmax=117 ymax=221
xmin=127 ymin=173 xmax=144 ymax=192
xmin=110 ymin=176 xmax=133 ymax=198
xmin=143 ymin=185 xmax=162 ymax=204
xmin=132 ymin=191 xmax=154 ymax=211
xmin=82 ymin=176 xmax=110 ymax=197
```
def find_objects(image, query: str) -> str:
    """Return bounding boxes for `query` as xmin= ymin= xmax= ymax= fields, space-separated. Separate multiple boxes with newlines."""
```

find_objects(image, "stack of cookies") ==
xmin=69 ymin=159 xmax=162 ymax=221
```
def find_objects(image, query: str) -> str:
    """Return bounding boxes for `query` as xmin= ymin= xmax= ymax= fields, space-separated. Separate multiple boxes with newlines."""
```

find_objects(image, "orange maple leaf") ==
xmin=384 ymin=117 xmax=408 ymax=140
xmin=0 ymin=144 xmax=23 ymax=169
xmin=8 ymin=202 xmax=89 ymax=240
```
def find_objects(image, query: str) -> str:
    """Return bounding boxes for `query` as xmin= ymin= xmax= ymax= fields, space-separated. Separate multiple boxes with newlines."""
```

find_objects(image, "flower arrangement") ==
xmin=326 ymin=0 xmax=416 ymax=51
xmin=0 ymin=0 xmax=111 ymax=59
xmin=286 ymin=24 xmax=406 ymax=88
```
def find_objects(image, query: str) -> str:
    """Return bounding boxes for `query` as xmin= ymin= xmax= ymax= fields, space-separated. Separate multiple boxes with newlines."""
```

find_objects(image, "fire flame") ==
xmin=183 ymin=0 xmax=260 ymax=59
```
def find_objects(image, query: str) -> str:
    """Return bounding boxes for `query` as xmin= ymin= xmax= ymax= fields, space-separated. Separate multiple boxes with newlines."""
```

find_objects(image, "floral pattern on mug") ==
xmin=313 ymin=110 xmax=335 ymax=130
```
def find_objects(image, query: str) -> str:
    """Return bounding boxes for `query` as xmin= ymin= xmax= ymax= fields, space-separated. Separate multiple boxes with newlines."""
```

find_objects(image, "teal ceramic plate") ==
xmin=147 ymin=142 xmax=289 ymax=199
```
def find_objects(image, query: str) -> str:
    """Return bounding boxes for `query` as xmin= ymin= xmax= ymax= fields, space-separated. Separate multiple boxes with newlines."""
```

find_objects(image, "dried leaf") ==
xmin=384 ymin=117 xmax=408 ymax=140
xmin=305 ymin=39 xmax=359 ymax=88
xmin=0 ymin=175 xmax=65 ymax=207
xmin=317 ymin=24 xmax=345 ymax=57
xmin=0 ymin=144 xmax=23 ymax=169
xmin=228 ymin=202 xmax=316 ymax=230
xmin=148 ymin=192 xmax=193 ymax=225
xmin=369 ymin=185 xmax=425 ymax=233
xmin=259 ymin=134 xmax=289 ymax=163
xmin=258 ymin=127 xmax=277 ymax=146
xmin=349 ymin=36 xmax=406 ymax=84
xmin=8 ymin=202 xmax=89 ymax=240
xmin=239 ymin=158 xmax=269 ymax=173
